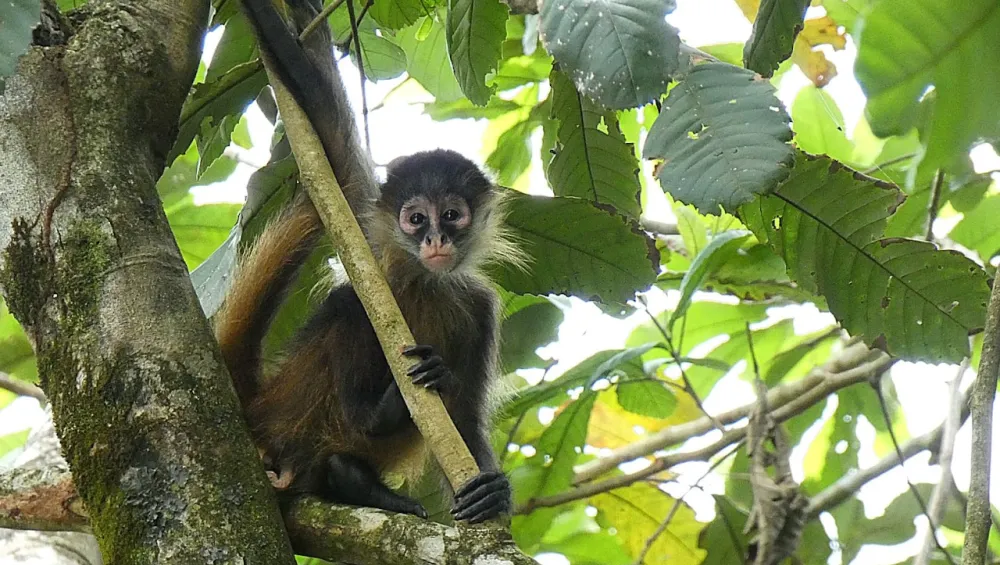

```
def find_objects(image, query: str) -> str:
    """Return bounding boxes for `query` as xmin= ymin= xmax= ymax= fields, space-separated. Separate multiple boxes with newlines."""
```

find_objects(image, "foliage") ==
xmin=2 ymin=0 xmax=1000 ymax=564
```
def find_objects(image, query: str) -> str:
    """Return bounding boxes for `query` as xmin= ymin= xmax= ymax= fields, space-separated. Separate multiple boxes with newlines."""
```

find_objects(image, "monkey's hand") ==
xmin=451 ymin=471 xmax=512 ymax=524
xmin=403 ymin=344 xmax=453 ymax=391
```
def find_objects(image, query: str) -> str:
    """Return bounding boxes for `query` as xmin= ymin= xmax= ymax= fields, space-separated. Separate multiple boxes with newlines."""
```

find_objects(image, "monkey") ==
xmin=215 ymin=0 xmax=523 ymax=523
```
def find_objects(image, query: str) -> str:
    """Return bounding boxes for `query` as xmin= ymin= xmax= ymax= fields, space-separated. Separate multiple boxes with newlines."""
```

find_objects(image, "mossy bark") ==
xmin=0 ymin=2 xmax=294 ymax=563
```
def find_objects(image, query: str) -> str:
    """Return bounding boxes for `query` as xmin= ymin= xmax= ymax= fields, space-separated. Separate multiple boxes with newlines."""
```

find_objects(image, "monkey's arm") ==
xmin=363 ymin=380 xmax=409 ymax=436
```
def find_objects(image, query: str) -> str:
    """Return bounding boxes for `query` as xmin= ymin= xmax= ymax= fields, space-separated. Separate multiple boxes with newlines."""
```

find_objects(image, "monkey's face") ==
xmin=397 ymin=194 xmax=473 ymax=272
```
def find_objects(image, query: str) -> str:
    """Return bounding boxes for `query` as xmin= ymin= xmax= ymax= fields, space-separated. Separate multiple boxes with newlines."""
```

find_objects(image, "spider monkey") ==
xmin=216 ymin=0 xmax=522 ymax=523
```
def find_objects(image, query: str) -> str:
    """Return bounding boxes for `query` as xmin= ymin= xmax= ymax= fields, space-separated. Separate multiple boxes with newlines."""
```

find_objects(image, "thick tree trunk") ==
xmin=0 ymin=1 xmax=295 ymax=562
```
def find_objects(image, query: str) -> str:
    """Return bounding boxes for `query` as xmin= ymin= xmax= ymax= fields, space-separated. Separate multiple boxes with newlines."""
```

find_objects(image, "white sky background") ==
xmin=3 ymin=1 xmax=1000 ymax=563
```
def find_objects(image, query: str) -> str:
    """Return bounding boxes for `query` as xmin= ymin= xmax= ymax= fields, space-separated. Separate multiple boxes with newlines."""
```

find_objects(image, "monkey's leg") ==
xmin=324 ymin=454 xmax=428 ymax=518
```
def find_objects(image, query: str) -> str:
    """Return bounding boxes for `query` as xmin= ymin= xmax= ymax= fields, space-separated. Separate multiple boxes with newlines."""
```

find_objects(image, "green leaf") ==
xmin=644 ymin=62 xmax=794 ymax=214
xmin=822 ymin=0 xmax=869 ymax=34
xmin=0 ymin=429 xmax=29 ymax=459
xmin=492 ymin=53 xmax=553 ymax=92
xmin=698 ymin=496 xmax=752 ymax=565
xmin=354 ymin=31 xmax=408 ymax=81
xmin=538 ymin=0 xmax=679 ymax=110
xmin=165 ymin=196 xmax=241 ymax=271
xmin=492 ymin=194 xmax=658 ymax=303
xmin=670 ymin=230 xmax=751 ymax=326
xmin=855 ymin=0 xmax=1000 ymax=171
xmin=169 ymin=61 xmax=267 ymax=164
xmin=398 ymin=16 xmax=464 ymax=103
xmin=530 ymin=393 xmax=597 ymax=498
xmin=740 ymin=152 xmax=991 ymax=363
xmin=0 ymin=0 xmax=40 ymax=89
xmin=593 ymin=484 xmax=705 ymax=562
xmin=191 ymin=156 xmax=298 ymax=317
xmin=486 ymin=108 xmax=543 ymax=186
xmin=948 ymin=194 xmax=1000 ymax=261
xmin=791 ymin=86 xmax=855 ymax=163
xmin=0 ymin=298 xmax=36 ymax=381
xmin=628 ymin=302 xmax=771 ymax=357
xmin=501 ymin=345 xmax=654 ymax=418
xmin=446 ymin=0 xmax=508 ymax=105
xmin=370 ymin=0 xmax=426 ymax=29
xmin=205 ymin=9 xmax=257 ymax=84
xmin=546 ymin=71 xmax=642 ymax=219
xmin=500 ymin=294 xmax=563 ymax=372
xmin=743 ymin=0 xmax=810 ymax=77
xmin=615 ymin=380 xmax=676 ymax=418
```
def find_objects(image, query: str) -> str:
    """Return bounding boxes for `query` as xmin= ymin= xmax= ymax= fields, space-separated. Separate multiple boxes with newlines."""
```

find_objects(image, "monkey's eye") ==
xmin=442 ymin=209 xmax=460 ymax=222
xmin=409 ymin=212 xmax=426 ymax=225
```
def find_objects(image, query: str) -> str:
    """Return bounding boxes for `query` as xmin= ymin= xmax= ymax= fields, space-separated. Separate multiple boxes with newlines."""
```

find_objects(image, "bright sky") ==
xmin=3 ymin=2 xmax=1000 ymax=563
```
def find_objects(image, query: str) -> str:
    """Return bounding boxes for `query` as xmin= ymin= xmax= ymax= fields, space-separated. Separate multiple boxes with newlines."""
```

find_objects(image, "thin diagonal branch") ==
xmin=963 ymin=277 xmax=1000 ymax=565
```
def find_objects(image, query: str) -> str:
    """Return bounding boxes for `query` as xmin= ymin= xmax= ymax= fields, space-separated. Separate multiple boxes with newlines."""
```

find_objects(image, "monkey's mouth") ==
xmin=422 ymin=252 xmax=455 ymax=271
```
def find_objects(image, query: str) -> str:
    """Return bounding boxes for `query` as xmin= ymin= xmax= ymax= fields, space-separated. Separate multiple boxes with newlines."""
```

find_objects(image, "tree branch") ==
xmin=0 ymin=466 xmax=529 ymax=564
xmin=520 ymin=345 xmax=892 ymax=513
xmin=963 ymin=277 xmax=1000 ymax=565
xmin=807 ymin=387 xmax=972 ymax=518
xmin=915 ymin=361 xmax=966 ymax=565
xmin=0 ymin=371 xmax=46 ymax=402
xmin=574 ymin=339 xmax=886 ymax=484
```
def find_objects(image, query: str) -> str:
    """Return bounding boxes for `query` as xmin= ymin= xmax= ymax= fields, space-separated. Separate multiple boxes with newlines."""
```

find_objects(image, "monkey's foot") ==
xmin=402 ymin=344 xmax=453 ymax=391
xmin=451 ymin=471 xmax=511 ymax=524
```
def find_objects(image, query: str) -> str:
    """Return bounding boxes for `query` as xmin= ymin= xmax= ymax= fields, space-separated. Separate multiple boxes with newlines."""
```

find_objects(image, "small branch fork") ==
xmin=518 ymin=340 xmax=894 ymax=513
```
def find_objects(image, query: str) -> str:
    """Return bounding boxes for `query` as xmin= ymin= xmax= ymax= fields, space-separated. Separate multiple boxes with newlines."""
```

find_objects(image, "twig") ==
xmin=964 ymin=277 xmax=1000 ymax=565
xmin=872 ymin=381 xmax=955 ymax=565
xmin=299 ymin=0 xmax=346 ymax=41
xmin=574 ymin=340 xmax=885 ymax=484
xmin=643 ymin=309 xmax=723 ymax=432
xmin=915 ymin=360 xmax=967 ymax=565
xmin=0 ymin=372 xmax=46 ymax=402
xmin=632 ymin=443 xmax=741 ymax=565
xmin=524 ymin=349 xmax=893 ymax=512
xmin=345 ymin=0 xmax=371 ymax=156
xmin=808 ymin=387 xmax=972 ymax=518
xmin=925 ymin=170 xmax=944 ymax=242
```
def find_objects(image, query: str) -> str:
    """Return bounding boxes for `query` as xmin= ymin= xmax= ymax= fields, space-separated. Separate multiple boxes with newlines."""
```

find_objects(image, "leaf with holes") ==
xmin=740 ymin=152 xmax=990 ymax=363
xmin=492 ymin=194 xmax=658 ymax=302
xmin=539 ymin=0 xmax=679 ymax=109
xmin=744 ymin=0 xmax=810 ymax=77
xmin=855 ymin=0 xmax=1000 ymax=172
xmin=547 ymin=71 xmax=642 ymax=218
xmin=644 ymin=63 xmax=794 ymax=214
xmin=446 ymin=0 xmax=508 ymax=105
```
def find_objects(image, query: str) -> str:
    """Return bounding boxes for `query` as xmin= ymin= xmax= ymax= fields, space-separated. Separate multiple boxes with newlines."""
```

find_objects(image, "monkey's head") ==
xmin=377 ymin=149 xmax=517 ymax=276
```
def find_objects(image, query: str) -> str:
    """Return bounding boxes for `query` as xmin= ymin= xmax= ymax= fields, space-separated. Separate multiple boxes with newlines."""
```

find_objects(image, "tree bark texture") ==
xmin=0 ymin=1 xmax=294 ymax=562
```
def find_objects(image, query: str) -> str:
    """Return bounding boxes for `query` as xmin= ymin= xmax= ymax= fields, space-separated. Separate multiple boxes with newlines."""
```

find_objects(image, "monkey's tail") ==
xmin=241 ymin=0 xmax=379 ymax=214
xmin=215 ymin=195 xmax=322 ymax=406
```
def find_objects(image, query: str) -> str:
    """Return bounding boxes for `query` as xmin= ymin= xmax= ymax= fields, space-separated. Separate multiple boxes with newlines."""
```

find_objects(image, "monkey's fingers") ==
xmin=412 ymin=366 xmax=449 ymax=389
xmin=402 ymin=344 xmax=434 ymax=358
xmin=407 ymin=355 xmax=443 ymax=375
xmin=452 ymin=472 xmax=511 ymax=523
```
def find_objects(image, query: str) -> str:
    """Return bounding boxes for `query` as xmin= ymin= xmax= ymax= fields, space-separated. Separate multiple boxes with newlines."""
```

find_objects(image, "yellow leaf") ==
xmin=733 ymin=0 xmax=760 ymax=21
xmin=790 ymin=17 xmax=847 ymax=87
